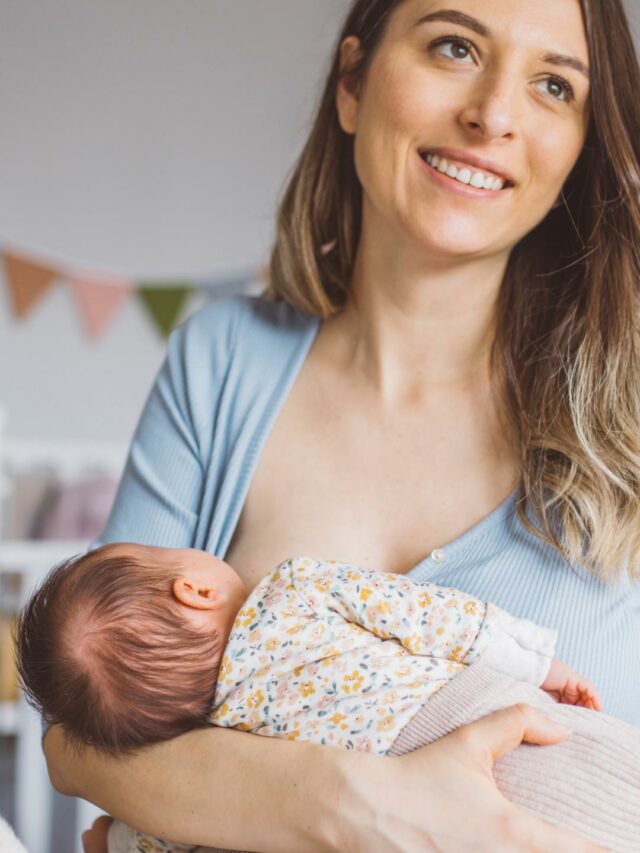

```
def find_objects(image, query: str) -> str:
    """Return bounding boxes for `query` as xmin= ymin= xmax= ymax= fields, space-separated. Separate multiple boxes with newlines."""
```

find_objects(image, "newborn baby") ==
xmin=16 ymin=543 xmax=640 ymax=853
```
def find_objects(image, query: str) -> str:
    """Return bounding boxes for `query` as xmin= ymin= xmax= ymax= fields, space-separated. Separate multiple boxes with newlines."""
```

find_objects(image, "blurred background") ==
xmin=0 ymin=1 xmax=638 ymax=852
xmin=0 ymin=2 xmax=348 ymax=850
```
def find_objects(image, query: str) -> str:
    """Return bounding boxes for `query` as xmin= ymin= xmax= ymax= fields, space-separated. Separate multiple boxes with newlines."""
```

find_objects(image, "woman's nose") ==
xmin=458 ymin=72 xmax=521 ymax=140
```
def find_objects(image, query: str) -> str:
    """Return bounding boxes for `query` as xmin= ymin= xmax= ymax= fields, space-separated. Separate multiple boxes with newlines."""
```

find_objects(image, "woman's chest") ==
xmin=224 ymin=368 xmax=518 ymax=589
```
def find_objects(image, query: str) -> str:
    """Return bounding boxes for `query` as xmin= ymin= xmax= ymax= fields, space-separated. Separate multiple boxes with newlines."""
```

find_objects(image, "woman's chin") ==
xmin=414 ymin=231 xmax=505 ymax=261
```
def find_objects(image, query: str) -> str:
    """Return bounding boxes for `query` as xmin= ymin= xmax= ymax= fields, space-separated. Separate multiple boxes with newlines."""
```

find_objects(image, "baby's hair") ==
xmin=15 ymin=544 xmax=223 ymax=755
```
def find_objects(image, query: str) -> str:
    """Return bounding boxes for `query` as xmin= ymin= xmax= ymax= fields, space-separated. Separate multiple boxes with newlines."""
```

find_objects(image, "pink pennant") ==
xmin=67 ymin=273 xmax=131 ymax=339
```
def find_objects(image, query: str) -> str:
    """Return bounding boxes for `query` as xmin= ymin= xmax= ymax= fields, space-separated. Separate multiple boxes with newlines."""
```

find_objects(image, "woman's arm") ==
xmin=46 ymin=705 xmax=602 ymax=852
xmin=45 ymin=723 xmax=344 ymax=851
xmin=90 ymin=300 xmax=239 ymax=552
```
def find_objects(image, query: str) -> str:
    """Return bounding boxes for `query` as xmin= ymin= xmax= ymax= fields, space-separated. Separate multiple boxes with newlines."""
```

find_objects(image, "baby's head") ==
xmin=15 ymin=543 xmax=247 ymax=755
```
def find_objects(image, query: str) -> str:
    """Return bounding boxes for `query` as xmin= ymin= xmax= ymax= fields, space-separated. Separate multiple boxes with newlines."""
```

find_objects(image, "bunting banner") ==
xmin=3 ymin=252 xmax=58 ymax=319
xmin=68 ymin=273 xmax=132 ymax=339
xmin=137 ymin=284 xmax=193 ymax=339
xmin=0 ymin=240 xmax=263 ymax=341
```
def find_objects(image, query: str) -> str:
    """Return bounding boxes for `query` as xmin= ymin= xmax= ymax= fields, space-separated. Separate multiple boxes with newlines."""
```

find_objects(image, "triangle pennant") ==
xmin=2 ymin=251 xmax=58 ymax=319
xmin=136 ymin=283 xmax=193 ymax=339
xmin=68 ymin=273 xmax=132 ymax=339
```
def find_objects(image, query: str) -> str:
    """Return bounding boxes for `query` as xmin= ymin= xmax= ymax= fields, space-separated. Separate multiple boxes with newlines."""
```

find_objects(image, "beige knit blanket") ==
xmin=388 ymin=663 xmax=640 ymax=852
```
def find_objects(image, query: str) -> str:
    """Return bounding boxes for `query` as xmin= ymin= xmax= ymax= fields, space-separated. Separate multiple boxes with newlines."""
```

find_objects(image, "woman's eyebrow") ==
xmin=414 ymin=9 xmax=491 ymax=38
xmin=413 ymin=9 xmax=590 ymax=80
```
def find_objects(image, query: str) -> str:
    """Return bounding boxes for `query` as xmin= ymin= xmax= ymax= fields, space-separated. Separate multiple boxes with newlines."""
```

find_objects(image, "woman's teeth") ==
xmin=422 ymin=153 xmax=506 ymax=191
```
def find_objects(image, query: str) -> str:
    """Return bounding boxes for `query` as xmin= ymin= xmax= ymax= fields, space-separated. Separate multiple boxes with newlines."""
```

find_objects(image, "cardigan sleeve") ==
xmin=92 ymin=299 xmax=240 ymax=549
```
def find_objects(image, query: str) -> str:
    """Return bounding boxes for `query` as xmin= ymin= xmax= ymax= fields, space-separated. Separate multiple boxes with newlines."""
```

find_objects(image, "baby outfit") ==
xmin=108 ymin=557 xmax=640 ymax=853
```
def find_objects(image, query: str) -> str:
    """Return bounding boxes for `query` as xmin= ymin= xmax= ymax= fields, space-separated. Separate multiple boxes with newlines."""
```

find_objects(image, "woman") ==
xmin=46 ymin=0 xmax=640 ymax=849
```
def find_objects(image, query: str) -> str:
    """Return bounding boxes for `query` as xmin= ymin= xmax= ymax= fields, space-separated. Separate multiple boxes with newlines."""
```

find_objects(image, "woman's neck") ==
xmin=326 ymin=238 xmax=510 ymax=408
xmin=336 ymin=282 xmax=500 ymax=410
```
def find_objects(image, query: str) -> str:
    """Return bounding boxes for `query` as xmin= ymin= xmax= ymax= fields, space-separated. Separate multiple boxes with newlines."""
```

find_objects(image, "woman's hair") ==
xmin=262 ymin=0 xmax=640 ymax=580
xmin=15 ymin=545 xmax=222 ymax=755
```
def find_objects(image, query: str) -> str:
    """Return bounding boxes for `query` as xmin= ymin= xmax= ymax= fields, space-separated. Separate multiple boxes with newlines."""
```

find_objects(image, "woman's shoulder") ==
xmin=178 ymin=293 xmax=318 ymax=349
xmin=168 ymin=294 xmax=320 ymax=393
xmin=165 ymin=294 xmax=320 ymax=410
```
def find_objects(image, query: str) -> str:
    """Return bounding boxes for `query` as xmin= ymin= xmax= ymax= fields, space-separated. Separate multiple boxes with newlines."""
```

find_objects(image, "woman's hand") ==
xmin=335 ymin=703 xmax=606 ymax=852
xmin=542 ymin=659 xmax=603 ymax=710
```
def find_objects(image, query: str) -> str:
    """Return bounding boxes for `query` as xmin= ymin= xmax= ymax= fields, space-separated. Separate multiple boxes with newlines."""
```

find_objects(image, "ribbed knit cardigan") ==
xmin=96 ymin=295 xmax=640 ymax=725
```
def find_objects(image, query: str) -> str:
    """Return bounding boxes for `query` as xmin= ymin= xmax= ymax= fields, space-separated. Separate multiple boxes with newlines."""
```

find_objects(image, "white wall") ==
xmin=628 ymin=0 xmax=640 ymax=35
xmin=0 ymin=0 xmax=348 ymax=442
xmin=0 ymin=0 xmax=638 ymax=443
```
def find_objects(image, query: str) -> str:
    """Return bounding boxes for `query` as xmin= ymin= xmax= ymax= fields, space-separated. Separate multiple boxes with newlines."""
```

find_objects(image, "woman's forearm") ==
xmin=44 ymin=724 xmax=349 ymax=852
xmin=45 ymin=708 xmax=602 ymax=853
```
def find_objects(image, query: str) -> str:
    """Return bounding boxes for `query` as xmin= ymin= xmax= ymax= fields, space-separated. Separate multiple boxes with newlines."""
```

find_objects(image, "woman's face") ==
xmin=336 ymin=0 xmax=591 ymax=261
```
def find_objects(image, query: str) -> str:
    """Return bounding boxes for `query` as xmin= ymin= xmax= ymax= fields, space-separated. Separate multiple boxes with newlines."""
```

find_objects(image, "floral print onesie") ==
xmin=110 ymin=556 xmax=556 ymax=853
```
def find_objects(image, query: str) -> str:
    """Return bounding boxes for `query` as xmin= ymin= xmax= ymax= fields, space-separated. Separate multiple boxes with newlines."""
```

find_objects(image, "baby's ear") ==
xmin=172 ymin=577 xmax=220 ymax=610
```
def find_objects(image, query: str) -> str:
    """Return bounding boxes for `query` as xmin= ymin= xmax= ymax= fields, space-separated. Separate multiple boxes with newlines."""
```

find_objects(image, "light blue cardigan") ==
xmin=97 ymin=296 xmax=640 ymax=724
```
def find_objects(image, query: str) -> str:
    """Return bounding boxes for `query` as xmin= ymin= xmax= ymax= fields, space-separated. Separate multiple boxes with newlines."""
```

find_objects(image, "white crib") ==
xmin=0 ymin=410 xmax=127 ymax=853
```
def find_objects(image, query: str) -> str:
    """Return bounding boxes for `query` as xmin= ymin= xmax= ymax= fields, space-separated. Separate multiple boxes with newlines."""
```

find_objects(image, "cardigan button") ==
xmin=430 ymin=548 xmax=446 ymax=563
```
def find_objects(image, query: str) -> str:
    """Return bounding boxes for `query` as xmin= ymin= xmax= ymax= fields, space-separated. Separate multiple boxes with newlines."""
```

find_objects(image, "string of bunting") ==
xmin=1 ymin=243 xmax=264 ymax=340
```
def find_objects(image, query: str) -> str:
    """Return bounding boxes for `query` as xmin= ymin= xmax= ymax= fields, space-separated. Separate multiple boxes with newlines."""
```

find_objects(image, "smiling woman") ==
xmin=266 ymin=0 xmax=640 ymax=580
xmin=44 ymin=1 xmax=640 ymax=852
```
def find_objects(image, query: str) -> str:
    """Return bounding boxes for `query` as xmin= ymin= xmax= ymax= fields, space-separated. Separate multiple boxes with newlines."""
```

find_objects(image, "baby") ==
xmin=16 ymin=543 xmax=640 ymax=853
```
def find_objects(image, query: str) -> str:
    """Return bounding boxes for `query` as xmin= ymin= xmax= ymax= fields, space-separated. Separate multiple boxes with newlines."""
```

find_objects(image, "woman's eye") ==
xmin=430 ymin=37 xmax=475 ymax=64
xmin=535 ymin=76 xmax=575 ymax=103
xmin=429 ymin=37 xmax=576 ymax=105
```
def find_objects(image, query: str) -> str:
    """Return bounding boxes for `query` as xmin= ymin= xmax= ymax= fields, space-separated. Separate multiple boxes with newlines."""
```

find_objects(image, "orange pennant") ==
xmin=2 ymin=252 xmax=58 ymax=318
xmin=67 ymin=273 xmax=131 ymax=339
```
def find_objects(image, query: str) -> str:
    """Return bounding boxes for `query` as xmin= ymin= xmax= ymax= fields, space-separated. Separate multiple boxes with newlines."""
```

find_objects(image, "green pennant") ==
xmin=136 ymin=283 xmax=193 ymax=339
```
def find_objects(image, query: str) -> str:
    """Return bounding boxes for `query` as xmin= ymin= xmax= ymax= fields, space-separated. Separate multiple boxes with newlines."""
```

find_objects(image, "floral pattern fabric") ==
xmin=211 ymin=556 xmax=495 ymax=754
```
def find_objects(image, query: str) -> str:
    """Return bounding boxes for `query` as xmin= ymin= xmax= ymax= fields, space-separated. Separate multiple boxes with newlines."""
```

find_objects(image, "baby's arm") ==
xmin=288 ymin=560 xmax=604 ymax=706
xmin=287 ymin=559 xmax=557 ymax=685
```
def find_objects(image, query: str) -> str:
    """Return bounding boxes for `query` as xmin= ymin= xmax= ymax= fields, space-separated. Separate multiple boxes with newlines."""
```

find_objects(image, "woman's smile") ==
xmin=417 ymin=150 xmax=513 ymax=199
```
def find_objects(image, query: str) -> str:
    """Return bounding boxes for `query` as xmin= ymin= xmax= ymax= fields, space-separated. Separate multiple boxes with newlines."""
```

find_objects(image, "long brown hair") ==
xmin=262 ymin=0 xmax=640 ymax=580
